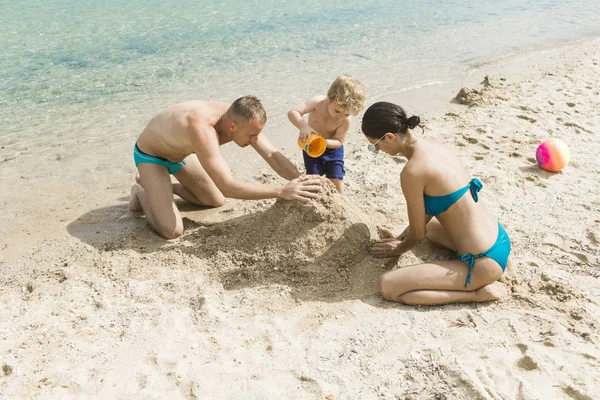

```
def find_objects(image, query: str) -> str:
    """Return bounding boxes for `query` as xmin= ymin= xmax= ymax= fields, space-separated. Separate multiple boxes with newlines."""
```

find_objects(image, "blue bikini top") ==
xmin=424 ymin=178 xmax=483 ymax=216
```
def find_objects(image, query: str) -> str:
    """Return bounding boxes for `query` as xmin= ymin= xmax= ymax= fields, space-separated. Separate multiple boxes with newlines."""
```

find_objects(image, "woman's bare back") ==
xmin=410 ymin=139 xmax=499 ymax=255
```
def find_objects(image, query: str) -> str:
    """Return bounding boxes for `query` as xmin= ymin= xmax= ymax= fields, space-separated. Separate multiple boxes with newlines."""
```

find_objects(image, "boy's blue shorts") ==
xmin=302 ymin=146 xmax=345 ymax=180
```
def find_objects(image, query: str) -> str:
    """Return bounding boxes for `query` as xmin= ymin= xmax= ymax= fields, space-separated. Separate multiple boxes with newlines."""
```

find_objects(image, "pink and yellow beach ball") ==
xmin=536 ymin=138 xmax=570 ymax=172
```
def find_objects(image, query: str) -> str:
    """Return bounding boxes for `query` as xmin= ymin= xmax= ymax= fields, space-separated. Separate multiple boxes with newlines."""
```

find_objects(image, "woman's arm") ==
xmin=392 ymin=169 xmax=428 ymax=253
xmin=381 ymin=214 xmax=432 ymax=241
xmin=369 ymin=168 xmax=428 ymax=257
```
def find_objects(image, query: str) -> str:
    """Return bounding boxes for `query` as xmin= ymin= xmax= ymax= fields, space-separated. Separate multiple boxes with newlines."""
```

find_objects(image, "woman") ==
xmin=362 ymin=102 xmax=510 ymax=305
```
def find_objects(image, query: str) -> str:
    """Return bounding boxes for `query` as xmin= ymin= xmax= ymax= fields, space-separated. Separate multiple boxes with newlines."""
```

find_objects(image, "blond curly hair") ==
xmin=327 ymin=75 xmax=366 ymax=116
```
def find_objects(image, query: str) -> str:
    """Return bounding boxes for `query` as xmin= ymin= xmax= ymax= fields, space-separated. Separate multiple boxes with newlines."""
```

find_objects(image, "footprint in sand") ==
xmin=517 ymin=115 xmax=537 ymax=123
xmin=564 ymin=122 xmax=594 ymax=134
xmin=515 ymin=344 xmax=539 ymax=371
xmin=543 ymin=233 xmax=598 ymax=265
xmin=179 ymin=379 xmax=201 ymax=400
xmin=539 ymin=280 xmax=579 ymax=302
xmin=517 ymin=355 xmax=539 ymax=371
xmin=137 ymin=373 xmax=148 ymax=390
xmin=561 ymin=385 xmax=594 ymax=400
xmin=516 ymin=343 xmax=528 ymax=354
xmin=461 ymin=134 xmax=479 ymax=144
xmin=524 ymin=175 xmax=537 ymax=182
xmin=581 ymin=354 xmax=597 ymax=362
xmin=297 ymin=374 xmax=322 ymax=394
xmin=588 ymin=229 xmax=600 ymax=245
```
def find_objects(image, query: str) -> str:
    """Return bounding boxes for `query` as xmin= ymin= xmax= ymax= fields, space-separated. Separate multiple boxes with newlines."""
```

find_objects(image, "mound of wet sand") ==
xmin=183 ymin=181 xmax=385 ymax=300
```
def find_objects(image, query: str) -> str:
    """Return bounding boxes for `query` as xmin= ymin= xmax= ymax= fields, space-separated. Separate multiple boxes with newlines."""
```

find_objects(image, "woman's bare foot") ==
xmin=474 ymin=282 xmax=508 ymax=302
xmin=129 ymin=184 xmax=143 ymax=211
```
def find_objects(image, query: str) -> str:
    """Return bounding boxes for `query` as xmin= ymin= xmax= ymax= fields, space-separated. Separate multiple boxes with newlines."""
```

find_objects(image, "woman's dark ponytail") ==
xmin=407 ymin=116 xmax=420 ymax=130
xmin=362 ymin=102 xmax=420 ymax=139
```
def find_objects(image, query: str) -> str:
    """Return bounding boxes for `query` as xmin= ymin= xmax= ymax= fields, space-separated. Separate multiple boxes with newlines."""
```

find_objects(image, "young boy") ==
xmin=288 ymin=75 xmax=366 ymax=194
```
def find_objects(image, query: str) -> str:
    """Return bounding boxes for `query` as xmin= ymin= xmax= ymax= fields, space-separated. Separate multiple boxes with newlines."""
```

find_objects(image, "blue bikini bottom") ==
xmin=458 ymin=222 xmax=511 ymax=288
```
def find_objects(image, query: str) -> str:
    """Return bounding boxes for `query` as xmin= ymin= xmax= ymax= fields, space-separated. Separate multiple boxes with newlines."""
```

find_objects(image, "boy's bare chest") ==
xmin=308 ymin=112 xmax=341 ymax=137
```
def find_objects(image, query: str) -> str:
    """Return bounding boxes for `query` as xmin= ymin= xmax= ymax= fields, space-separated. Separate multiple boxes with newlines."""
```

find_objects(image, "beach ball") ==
xmin=536 ymin=138 xmax=570 ymax=172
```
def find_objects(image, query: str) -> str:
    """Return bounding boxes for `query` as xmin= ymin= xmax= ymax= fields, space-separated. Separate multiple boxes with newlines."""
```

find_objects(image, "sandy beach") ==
xmin=1 ymin=38 xmax=600 ymax=399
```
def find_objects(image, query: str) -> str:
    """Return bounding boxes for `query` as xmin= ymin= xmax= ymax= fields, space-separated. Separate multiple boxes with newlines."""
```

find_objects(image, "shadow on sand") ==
xmin=67 ymin=199 xmax=488 ymax=310
xmin=66 ymin=199 xmax=214 ymax=253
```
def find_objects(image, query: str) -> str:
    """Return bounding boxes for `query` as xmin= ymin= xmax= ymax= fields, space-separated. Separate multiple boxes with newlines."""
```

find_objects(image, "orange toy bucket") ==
xmin=297 ymin=133 xmax=327 ymax=158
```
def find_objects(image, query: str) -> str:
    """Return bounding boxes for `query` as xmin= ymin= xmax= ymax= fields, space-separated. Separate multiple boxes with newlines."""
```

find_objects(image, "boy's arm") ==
xmin=325 ymin=118 xmax=351 ymax=149
xmin=193 ymin=125 xmax=319 ymax=201
xmin=287 ymin=96 xmax=324 ymax=140
xmin=251 ymin=134 xmax=301 ymax=181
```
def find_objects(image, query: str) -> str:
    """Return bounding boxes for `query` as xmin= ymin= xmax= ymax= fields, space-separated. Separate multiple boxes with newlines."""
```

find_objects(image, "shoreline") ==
xmin=374 ymin=34 xmax=600 ymax=118
xmin=1 ymin=35 xmax=599 ymax=262
xmin=1 ymin=35 xmax=599 ymax=398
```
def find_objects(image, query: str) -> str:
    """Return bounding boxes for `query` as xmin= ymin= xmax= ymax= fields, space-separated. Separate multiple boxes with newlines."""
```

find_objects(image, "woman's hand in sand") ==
xmin=368 ymin=238 xmax=404 ymax=257
xmin=280 ymin=176 xmax=322 ymax=201
xmin=378 ymin=226 xmax=407 ymax=240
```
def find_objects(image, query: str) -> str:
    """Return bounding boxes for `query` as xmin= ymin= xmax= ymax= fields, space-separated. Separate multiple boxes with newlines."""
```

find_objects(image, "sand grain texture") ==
xmin=1 ymin=41 xmax=600 ymax=399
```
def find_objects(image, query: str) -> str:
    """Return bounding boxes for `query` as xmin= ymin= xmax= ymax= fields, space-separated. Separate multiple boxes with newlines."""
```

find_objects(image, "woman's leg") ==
xmin=399 ymin=283 xmax=507 ymax=305
xmin=379 ymin=258 xmax=505 ymax=305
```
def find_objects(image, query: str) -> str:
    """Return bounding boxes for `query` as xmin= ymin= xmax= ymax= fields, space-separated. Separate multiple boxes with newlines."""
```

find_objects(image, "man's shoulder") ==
xmin=185 ymin=101 xmax=228 ymax=124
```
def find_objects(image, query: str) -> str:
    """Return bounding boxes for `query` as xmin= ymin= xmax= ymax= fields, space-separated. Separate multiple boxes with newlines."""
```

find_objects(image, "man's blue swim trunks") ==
xmin=133 ymin=143 xmax=185 ymax=175
xmin=302 ymin=145 xmax=345 ymax=180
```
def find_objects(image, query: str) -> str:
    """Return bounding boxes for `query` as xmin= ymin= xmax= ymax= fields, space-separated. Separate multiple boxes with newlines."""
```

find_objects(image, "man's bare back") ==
xmin=136 ymin=101 xmax=230 ymax=162
xmin=130 ymin=96 xmax=322 ymax=239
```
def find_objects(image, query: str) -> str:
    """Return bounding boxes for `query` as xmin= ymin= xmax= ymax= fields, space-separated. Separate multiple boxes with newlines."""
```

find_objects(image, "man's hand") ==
xmin=280 ymin=176 xmax=322 ymax=201
xmin=368 ymin=238 xmax=403 ymax=258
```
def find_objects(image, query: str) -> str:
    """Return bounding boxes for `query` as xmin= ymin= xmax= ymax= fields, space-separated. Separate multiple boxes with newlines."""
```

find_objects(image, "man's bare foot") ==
xmin=474 ymin=282 xmax=508 ymax=302
xmin=129 ymin=184 xmax=143 ymax=211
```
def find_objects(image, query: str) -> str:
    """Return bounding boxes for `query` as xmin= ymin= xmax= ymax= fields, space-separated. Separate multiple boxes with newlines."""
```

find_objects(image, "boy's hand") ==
xmin=298 ymin=128 xmax=314 ymax=142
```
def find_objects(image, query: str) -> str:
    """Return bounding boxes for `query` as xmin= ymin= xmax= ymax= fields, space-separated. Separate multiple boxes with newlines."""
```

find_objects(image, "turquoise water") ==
xmin=1 ymin=0 xmax=600 ymax=141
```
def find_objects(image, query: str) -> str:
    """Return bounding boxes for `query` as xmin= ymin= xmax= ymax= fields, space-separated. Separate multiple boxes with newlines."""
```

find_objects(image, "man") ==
xmin=130 ymin=96 xmax=322 ymax=239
